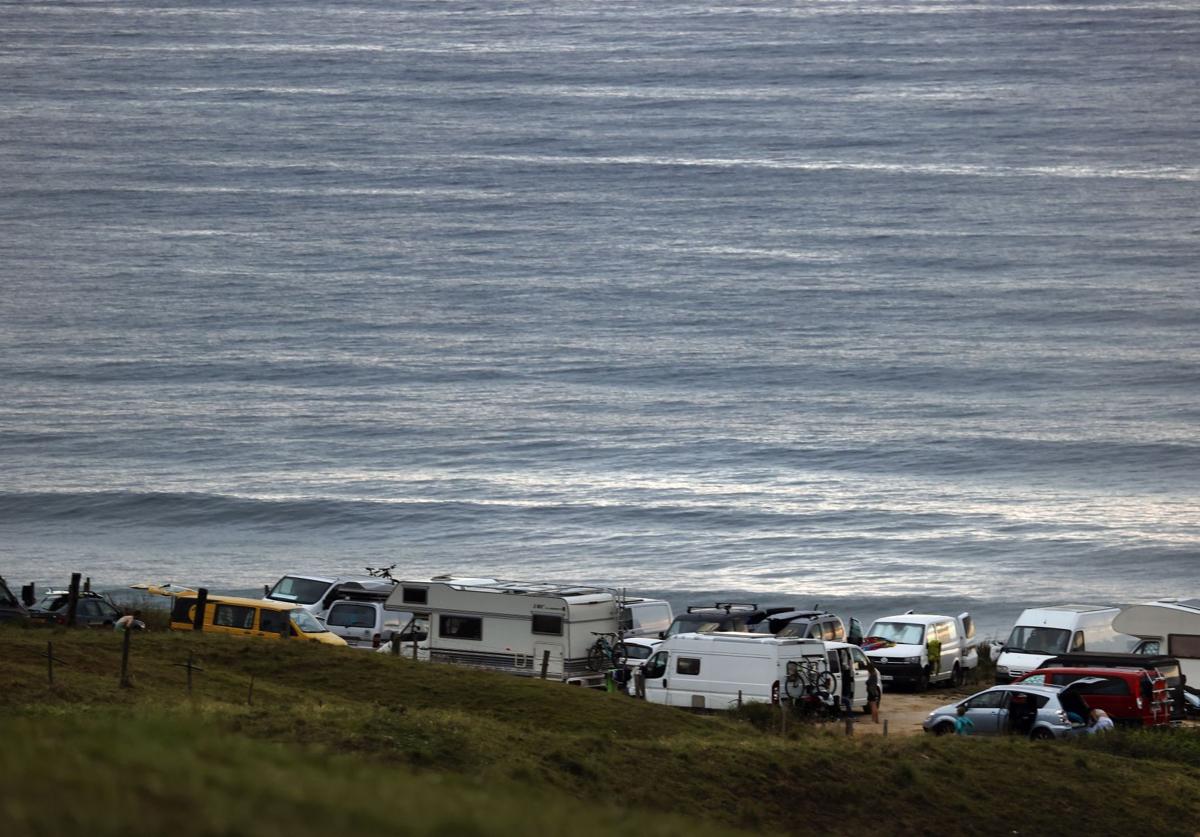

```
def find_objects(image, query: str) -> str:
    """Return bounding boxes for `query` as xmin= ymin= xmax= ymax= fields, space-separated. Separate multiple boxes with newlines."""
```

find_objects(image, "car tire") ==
xmin=1030 ymin=727 xmax=1054 ymax=741
xmin=933 ymin=721 xmax=954 ymax=736
xmin=951 ymin=664 xmax=963 ymax=688
xmin=916 ymin=667 xmax=930 ymax=691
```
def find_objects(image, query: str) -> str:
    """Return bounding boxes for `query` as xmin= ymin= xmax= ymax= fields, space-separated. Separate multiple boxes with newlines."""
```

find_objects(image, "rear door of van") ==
xmin=324 ymin=601 xmax=379 ymax=647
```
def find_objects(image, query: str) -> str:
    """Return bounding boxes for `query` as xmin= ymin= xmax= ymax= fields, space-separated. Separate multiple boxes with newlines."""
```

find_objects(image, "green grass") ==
xmin=2 ymin=625 xmax=1198 ymax=836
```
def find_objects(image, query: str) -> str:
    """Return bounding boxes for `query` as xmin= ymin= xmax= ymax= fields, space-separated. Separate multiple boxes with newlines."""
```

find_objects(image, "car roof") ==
xmin=767 ymin=610 xmax=835 ymax=621
xmin=621 ymin=637 xmax=661 ymax=647
xmin=187 ymin=594 xmax=299 ymax=611
xmin=873 ymin=614 xmax=953 ymax=623
xmin=1023 ymin=666 xmax=1148 ymax=678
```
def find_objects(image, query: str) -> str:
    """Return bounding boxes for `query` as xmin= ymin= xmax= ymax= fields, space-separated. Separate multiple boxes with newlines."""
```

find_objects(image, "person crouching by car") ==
xmin=1088 ymin=708 xmax=1114 ymax=734
xmin=115 ymin=610 xmax=145 ymax=631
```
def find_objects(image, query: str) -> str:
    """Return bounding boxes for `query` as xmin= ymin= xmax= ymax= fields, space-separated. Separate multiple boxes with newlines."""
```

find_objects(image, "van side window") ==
xmin=676 ymin=657 xmax=701 ymax=676
xmin=831 ymin=622 xmax=845 ymax=642
xmin=402 ymin=587 xmax=428 ymax=605
xmin=1071 ymin=631 xmax=1086 ymax=652
xmin=1168 ymin=634 xmax=1200 ymax=657
xmin=937 ymin=621 xmax=956 ymax=643
xmin=327 ymin=604 xmax=376 ymax=628
xmin=172 ymin=596 xmax=196 ymax=623
xmin=440 ymin=615 xmax=483 ymax=640
xmin=215 ymin=604 xmax=254 ymax=629
xmin=850 ymin=646 xmax=870 ymax=671
xmin=531 ymin=614 xmax=563 ymax=635
xmin=644 ymin=651 xmax=668 ymax=679
xmin=260 ymin=609 xmax=288 ymax=634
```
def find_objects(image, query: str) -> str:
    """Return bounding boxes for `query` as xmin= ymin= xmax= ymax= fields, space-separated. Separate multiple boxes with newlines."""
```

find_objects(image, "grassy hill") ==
xmin=2 ymin=626 xmax=1197 ymax=836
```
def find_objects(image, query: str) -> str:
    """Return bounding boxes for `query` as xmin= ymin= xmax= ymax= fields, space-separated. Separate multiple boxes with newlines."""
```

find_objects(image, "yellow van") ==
xmin=167 ymin=593 xmax=347 ymax=646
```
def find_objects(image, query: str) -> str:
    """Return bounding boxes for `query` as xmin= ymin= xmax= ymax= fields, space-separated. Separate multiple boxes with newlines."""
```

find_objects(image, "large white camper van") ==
xmin=384 ymin=576 xmax=619 ymax=686
xmin=639 ymin=632 xmax=873 ymax=711
xmin=994 ymin=605 xmax=1134 ymax=683
xmin=1114 ymin=599 xmax=1200 ymax=684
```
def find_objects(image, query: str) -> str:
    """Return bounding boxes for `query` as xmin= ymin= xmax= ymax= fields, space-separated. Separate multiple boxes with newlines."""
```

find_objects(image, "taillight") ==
xmin=771 ymin=680 xmax=780 ymax=704
xmin=55 ymin=615 xmax=66 ymax=625
xmin=372 ymin=633 xmax=381 ymax=648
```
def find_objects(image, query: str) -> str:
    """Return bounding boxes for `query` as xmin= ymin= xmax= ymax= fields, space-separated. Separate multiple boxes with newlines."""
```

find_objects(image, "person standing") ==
xmin=866 ymin=662 xmax=881 ymax=724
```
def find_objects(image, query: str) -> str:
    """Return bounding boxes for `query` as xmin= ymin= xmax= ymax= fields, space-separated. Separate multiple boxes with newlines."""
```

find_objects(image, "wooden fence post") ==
xmin=883 ymin=719 xmax=889 ymax=737
xmin=65 ymin=573 xmax=81 ymax=627
xmin=119 ymin=627 xmax=132 ymax=688
xmin=192 ymin=588 xmax=208 ymax=631
xmin=248 ymin=675 xmax=255 ymax=706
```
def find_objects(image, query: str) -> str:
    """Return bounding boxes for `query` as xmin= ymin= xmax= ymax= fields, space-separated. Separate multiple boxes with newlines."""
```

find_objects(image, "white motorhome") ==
xmin=1113 ymin=598 xmax=1200 ymax=684
xmin=994 ymin=605 xmax=1134 ymax=683
xmin=384 ymin=576 xmax=619 ymax=686
xmin=862 ymin=612 xmax=979 ymax=690
xmin=641 ymin=632 xmax=832 ymax=710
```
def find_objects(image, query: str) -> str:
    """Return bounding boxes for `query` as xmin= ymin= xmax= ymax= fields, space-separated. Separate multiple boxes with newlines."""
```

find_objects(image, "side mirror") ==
xmin=658 ymin=631 xmax=666 ymax=640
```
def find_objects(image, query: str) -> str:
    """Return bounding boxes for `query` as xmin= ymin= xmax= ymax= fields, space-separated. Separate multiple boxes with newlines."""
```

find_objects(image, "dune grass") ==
xmin=1 ymin=625 xmax=1197 ymax=836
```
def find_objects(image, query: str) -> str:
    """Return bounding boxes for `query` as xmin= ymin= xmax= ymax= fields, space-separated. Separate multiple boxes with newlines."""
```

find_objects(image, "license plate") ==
xmin=881 ymin=675 xmax=894 ymax=681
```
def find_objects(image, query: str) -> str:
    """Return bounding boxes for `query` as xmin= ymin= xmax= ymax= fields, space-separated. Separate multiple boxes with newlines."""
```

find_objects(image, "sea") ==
xmin=1 ymin=0 xmax=1197 ymax=638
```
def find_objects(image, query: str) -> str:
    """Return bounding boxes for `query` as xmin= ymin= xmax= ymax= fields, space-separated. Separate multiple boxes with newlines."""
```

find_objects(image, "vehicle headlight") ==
xmin=996 ymin=665 xmax=1009 ymax=674
xmin=908 ymin=656 xmax=922 ymax=665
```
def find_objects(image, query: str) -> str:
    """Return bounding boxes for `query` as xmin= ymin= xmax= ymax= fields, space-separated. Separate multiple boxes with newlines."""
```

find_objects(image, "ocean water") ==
xmin=1 ymin=0 xmax=1197 ymax=636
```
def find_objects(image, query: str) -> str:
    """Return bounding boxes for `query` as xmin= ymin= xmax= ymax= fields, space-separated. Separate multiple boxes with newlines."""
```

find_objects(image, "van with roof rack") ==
xmin=263 ymin=572 xmax=396 ymax=619
xmin=660 ymin=603 xmax=795 ymax=639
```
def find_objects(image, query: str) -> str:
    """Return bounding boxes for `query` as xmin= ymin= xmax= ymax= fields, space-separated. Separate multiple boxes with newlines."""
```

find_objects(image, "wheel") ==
xmin=816 ymin=671 xmax=836 ymax=693
xmin=951 ymin=664 xmax=964 ymax=688
xmin=610 ymin=643 xmax=628 ymax=668
xmin=932 ymin=721 xmax=954 ymax=736
xmin=1030 ymin=727 xmax=1054 ymax=741
xmin=586 ymin=643 xmax=606 ymax=672
xmin=916 ymin=667 xmax=930 ymax=691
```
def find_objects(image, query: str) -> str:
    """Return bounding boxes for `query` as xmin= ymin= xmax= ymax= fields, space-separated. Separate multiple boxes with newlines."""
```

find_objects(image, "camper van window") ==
xmin=327 ymin=604 xmax=376 ymax=628
xmin=441 ymin=615 xmax=483 ymax=640
xmin=1005 ymin=626 xmax=1070 ymax=655
xmin=1071 ymin=631 xmax=1086 ymax=652
xmin=1168 ymin=634 xmax=1200 ymax=658
xmin=676 ymin=657 xmax=701 ymax=676
xmin=937 ymin=621 xmax=956 ymax=643
xmin=215 ymin=604 xmax=255 ymax=629
xmin=531 ymin=614 xmax=563 ymax=636
xmin=171 ymin=597 xmax=196 ymax=623
xmin=267 ymin=576 xmax=330 ymax=605
xmin=260 ymin=609 xmax=288 ymax=634
xmin=402 ymin=587 xmax=428 ymax=605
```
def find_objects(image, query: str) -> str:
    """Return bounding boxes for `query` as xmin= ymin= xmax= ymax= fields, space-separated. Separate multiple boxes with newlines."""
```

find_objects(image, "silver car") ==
xmin=923 ymin=682 xmax=1096 ymax=740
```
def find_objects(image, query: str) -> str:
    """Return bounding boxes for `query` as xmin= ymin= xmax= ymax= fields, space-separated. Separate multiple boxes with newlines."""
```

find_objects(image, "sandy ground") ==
xmin=850 ymin=689 xmax=956 ymax=736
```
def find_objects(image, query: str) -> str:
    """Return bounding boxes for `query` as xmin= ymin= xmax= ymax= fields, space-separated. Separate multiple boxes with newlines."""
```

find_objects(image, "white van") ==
xmin=264 ymin=573 xmax=396 ymax=618
xmin=862 ymin=612 xmax=979 ymax=689
xmin=641 ymin=633 xmax=828 ymax=710
xmin=323 ymin=599 xmax=427 ymax=650
xmin=1113 ymin=598 xmax=1200 ymax=684
xmin=618 ymin=597 xmax=674 ymax=639
xmin=994 ymin=605 xmax=1134 ymax=683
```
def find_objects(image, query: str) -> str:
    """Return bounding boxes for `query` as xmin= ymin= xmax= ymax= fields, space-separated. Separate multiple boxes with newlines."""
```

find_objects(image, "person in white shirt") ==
xmin=1088 ymin=708 xmax=1114 ymax=733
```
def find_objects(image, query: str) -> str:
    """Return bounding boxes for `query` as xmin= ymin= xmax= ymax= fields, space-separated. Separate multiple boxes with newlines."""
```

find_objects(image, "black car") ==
xmin=28 ymin=590 xmax=123 ymax=628
xmin=661 ymin=602 xmax=795 ymax=638
xmin=0 ymin=576 xmax=29 ymax=623
xmin=752 ymin=609 xmax=858 ymax=643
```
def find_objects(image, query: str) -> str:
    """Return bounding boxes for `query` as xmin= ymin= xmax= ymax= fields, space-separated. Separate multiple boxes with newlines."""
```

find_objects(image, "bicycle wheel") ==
xmin=816 ymin=670 xmax=836 ymax=693
xmin=586 ymin=642 xmax=606 ymax=672
xmin=609 ymin=642 xmax=628 ymax=668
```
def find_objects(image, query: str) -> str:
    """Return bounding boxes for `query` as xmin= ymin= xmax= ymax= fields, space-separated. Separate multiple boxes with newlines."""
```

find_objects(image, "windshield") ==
xmin=621 ymin=643 xmax=655 ymax=661
xmin=868 ymin=622 xmax=925 ymax=645
xmin=267 ymin=576 xmax=332 ymax=605
xmin=1005 ymin=625 xmax=1070 ymax=654
xmin=665 ymin=619 xmax=722 ymax=637
xmin=777 ymin=622 xmax=813 ymax=638
xmin=290 ymin=609 xmax=329 ymax=633
xmin=34 ymin=594 xmax=67 ymax=611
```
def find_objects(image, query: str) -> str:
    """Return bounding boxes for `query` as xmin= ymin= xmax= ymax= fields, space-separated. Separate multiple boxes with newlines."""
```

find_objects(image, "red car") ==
xmin=1015 ymin=666 xmax=1172 ymax=728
